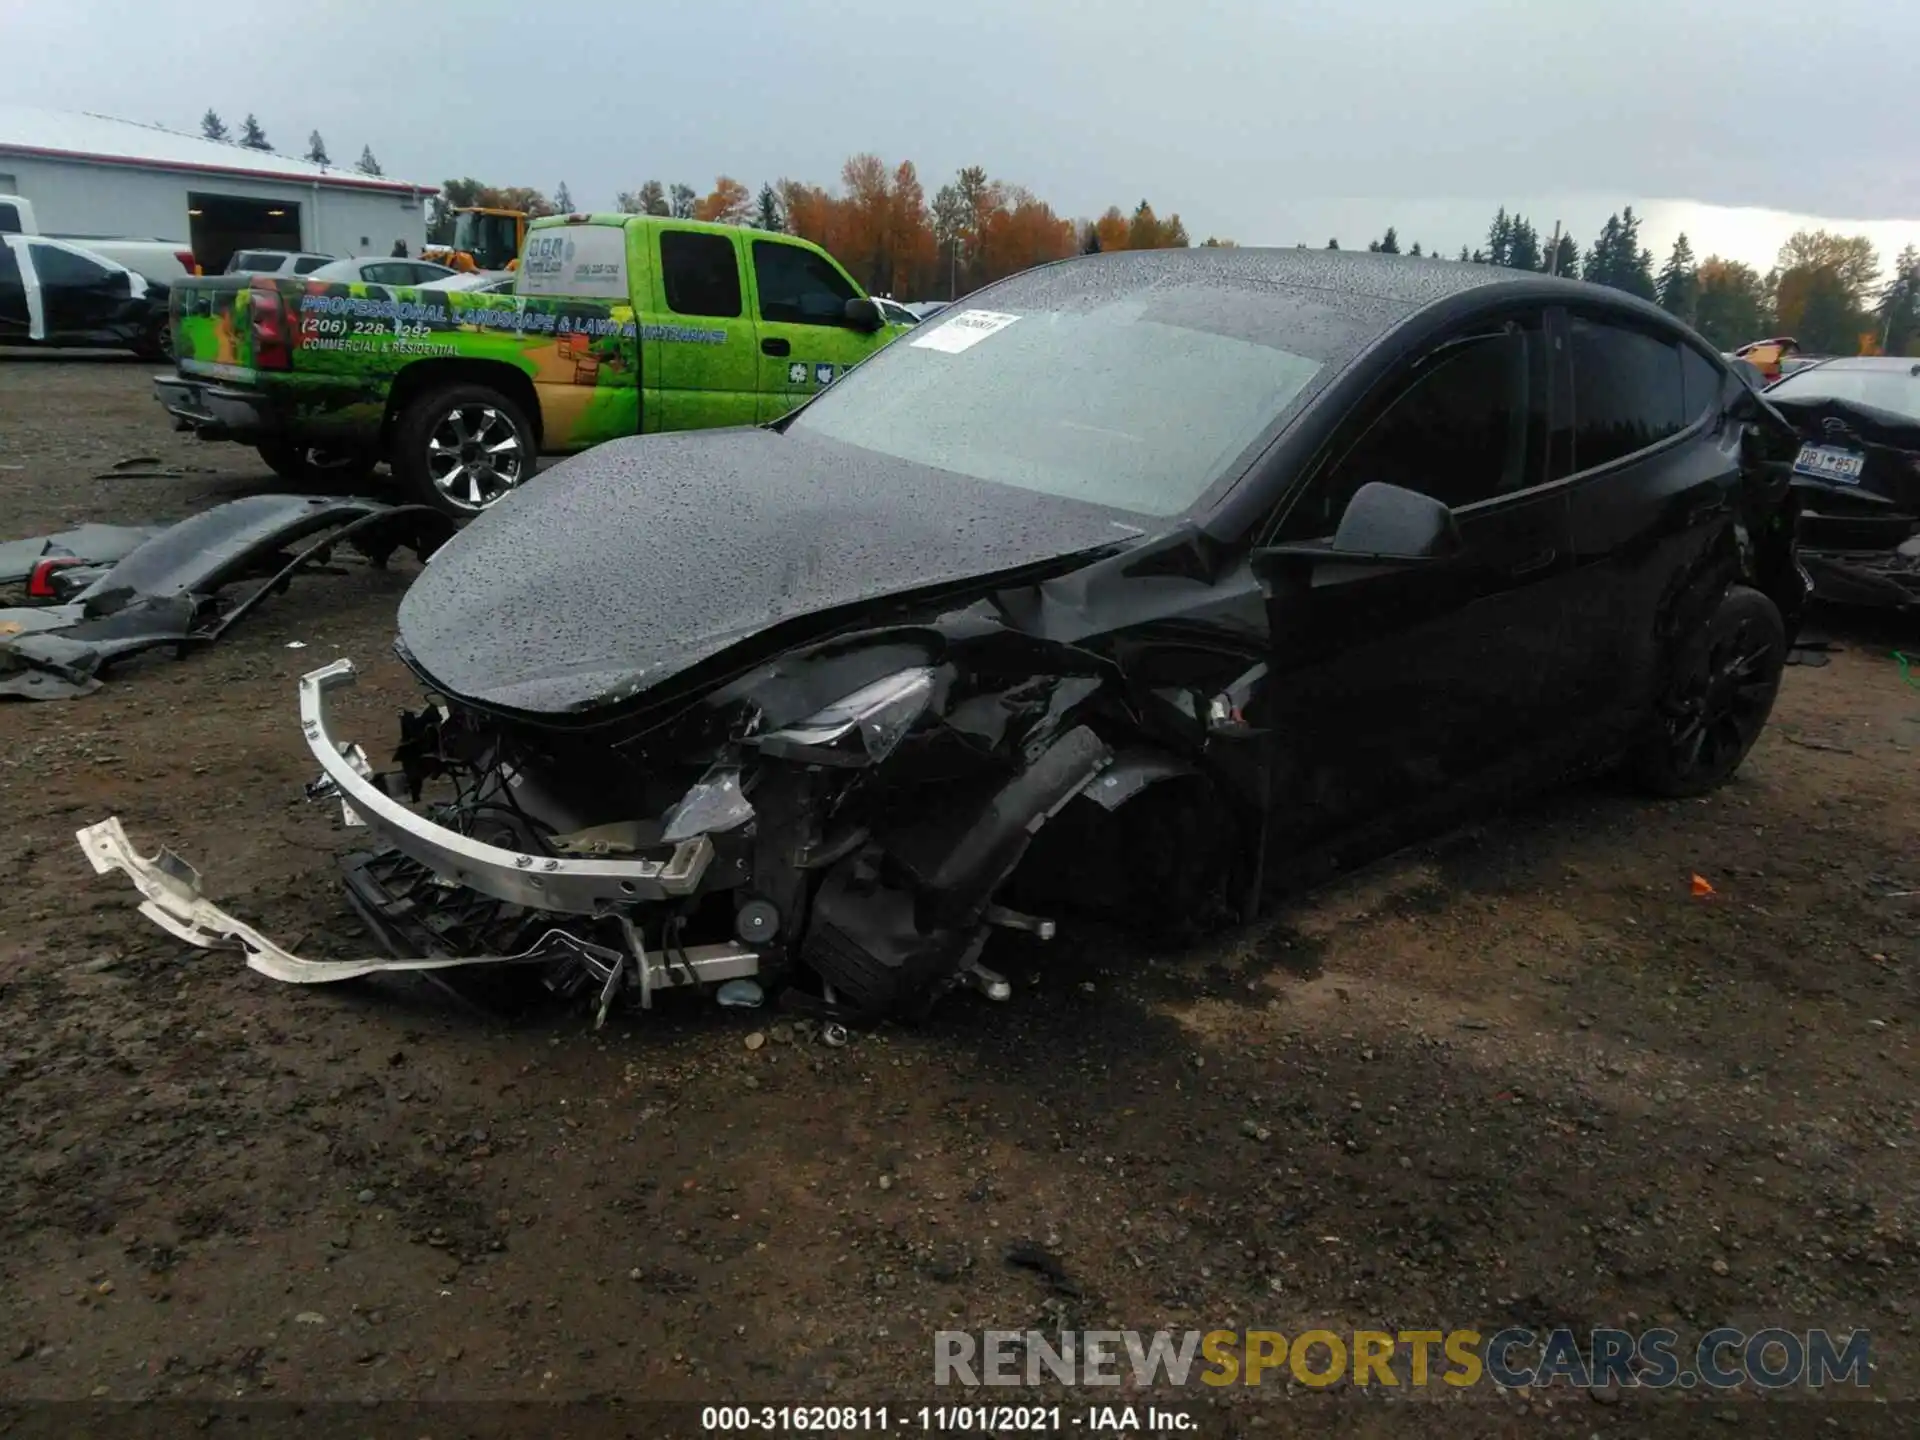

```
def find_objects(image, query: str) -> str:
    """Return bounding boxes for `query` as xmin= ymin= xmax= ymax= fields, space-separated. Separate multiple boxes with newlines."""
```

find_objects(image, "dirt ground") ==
xmin=0 ymin=355 xmax=1915 ymax=1436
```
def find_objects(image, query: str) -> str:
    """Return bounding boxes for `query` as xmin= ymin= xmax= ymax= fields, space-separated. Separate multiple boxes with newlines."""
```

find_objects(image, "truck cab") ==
xmin=153 ymin=214 xmax=910 ymax=514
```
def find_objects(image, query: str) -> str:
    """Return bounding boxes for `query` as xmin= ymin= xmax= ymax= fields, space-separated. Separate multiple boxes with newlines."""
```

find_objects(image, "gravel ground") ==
xmin=0 ymin=355 xmax=1915 ymax=1437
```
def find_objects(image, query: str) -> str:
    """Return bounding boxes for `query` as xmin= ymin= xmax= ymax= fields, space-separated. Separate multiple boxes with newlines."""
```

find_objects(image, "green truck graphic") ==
xmin=153 ymin=215 xmax=909 ymax=514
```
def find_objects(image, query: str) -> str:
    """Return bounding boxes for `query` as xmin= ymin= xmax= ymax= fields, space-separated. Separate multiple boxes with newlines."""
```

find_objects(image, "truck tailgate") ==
xmin=170 ymin=276 xmax=257 ymax=376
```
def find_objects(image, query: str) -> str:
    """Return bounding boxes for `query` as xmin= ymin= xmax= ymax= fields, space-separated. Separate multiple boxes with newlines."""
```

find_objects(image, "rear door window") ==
xmin=752 ymin=240 xmax=856 ymax=325
xmin=1569 ymin=317 xmax=1686 ymax=471
xmin=292 ymin=256 xmax=328 ymax=275
xmin=658 ymin=230 xmax=742 ymax=317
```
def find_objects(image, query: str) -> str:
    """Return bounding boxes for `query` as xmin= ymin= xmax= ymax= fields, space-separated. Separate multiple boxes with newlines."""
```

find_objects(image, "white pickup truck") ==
xmin=0 ymin=194 xmax=201 ymax=285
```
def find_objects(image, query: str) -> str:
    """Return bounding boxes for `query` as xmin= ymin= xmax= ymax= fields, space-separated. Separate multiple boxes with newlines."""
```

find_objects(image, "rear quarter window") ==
xmin=292 ymin=256 xmax=328 ymax=275
xmin=1569 ymin=316 xmax=1686 ymax=472
xmin=0 ymin=202 xmax=21 ymax=235
xmin=519 ymin=225 xmax=629 ymax=298
xmin=1680 ymin=346 xmax=1724 ymax=422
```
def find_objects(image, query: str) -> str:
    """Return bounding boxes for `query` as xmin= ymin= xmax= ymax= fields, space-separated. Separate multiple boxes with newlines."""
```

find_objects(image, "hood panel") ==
xmin=397 ymin=428 xmax=1138 ymax=714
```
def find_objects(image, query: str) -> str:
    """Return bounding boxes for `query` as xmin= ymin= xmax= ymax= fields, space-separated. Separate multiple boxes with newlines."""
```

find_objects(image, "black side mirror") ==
xmin=1328 ymin=481 xmax=1461 ymax=558
xmin=1254 ymin=482 xmax=1461 ymax=577
xmin=843 ymin=297 xmax=884 ymax=333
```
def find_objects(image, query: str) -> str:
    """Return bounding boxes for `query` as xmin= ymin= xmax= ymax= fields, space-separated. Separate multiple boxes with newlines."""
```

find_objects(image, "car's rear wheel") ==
xmin=391 ymin=384 xmax=535 ymax=517
xmin=1629 ymin=584 xmax=1786 ymax=797
xmin=255 ymin=439 xmax=377 ymax=487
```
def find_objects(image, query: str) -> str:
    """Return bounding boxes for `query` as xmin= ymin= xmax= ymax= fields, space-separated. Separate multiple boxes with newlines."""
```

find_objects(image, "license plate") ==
xmin=1793 ymin=442 xmax=1864 ymax=484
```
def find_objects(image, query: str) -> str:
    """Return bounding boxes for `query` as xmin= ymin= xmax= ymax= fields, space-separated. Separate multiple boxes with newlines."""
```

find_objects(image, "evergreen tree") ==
xmin=1082 ymin=223 xmax=1101 ymax=255
xmin=1615 ymin=206 xmax=1657 ymax=300
xmin=201 ymin=109 xmax=229 ymax=142
xmin=1378 ymin=226 xmax=1400 ymax=254
xmin=1326 ymin=237 xmax=1339 ymax=250
xmin=1584 ymin=214 xmax=1623 ymax=285
xmin=1878 ymin=244 xmax=1920 ymax=356
xmin=1657 ymin=233 xmax=1699 ymax=320
xmin=1409 ymin=241 xmax=1423 ymax=257
xmin=1470 ymin=249 xmax=1487 ymax=264
xmin=1458 ymin=245 xmax=1471 ymax=262
xmin=239 ymin=114 xmax=271 ymax=151
xmin=1486 ymin=207 xmax=1512 ymax=267
xmin=1505 ymin=216 xmax=1540 ymax=271
xmin=1543 ymin=233 xmax=1578 ymax=278
xmin=355 ymin=146 xmax=382 ymax=177
xmin=305 ymin=131 xmax=329 ymax=165
xmin=554 ymin=181 xmax=574 ymax=212
xmin=754 ymin=183 xmax=783 ymax=232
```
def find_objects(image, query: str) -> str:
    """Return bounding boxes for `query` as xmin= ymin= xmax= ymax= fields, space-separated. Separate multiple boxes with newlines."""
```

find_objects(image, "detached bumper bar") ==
xmin=76 ymin=816 xmax=757 ymax=988
xmin=300 ymin=659 xmax=714 ymax=913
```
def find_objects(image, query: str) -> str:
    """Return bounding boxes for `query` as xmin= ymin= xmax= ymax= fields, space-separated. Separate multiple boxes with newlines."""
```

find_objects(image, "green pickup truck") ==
xmin=153 ymin=214 xmax=909 ymax=514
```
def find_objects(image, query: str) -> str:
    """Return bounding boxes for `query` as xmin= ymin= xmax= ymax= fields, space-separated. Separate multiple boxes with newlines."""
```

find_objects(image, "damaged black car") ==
xmin=84 ymin=249 xmax=1808 ymax=1021
xmin=1761 ymin=356 xmax=1920 ymax=611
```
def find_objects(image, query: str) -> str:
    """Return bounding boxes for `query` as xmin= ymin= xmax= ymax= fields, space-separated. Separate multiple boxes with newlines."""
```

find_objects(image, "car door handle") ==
xmin=1506 ymin=547 xmax=1557 ymax=578
xmin=761 ymin=338 xmax=790 ymax=357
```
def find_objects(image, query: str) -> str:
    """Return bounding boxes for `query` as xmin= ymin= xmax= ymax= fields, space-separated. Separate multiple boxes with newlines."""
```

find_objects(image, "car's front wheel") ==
xmin=391 ymin=384 xmax=535 ymax=517
xmin=1628 ymin=584 xmax=1786 ymax=797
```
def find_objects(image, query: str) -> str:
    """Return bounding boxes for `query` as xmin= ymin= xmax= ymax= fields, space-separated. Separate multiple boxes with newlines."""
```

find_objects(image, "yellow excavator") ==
xmin=421 ymin=207 xmax=529 ymax=273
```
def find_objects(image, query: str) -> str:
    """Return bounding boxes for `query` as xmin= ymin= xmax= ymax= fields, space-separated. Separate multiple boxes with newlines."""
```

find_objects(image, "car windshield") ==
xmin=790 ymin=293 xmax=1325 ymax=517
xmin=1769 ymin=364 xmax=1920 ymax=422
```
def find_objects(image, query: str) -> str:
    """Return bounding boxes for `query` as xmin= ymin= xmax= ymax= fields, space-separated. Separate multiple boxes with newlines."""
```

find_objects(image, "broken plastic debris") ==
xmin=286 ymin=641 xmax=308 ymax=649
xmin=716 ymin=978 xmax=764 ymax=1008
xmin=1690 ymin=873 xmax=1716 ymax=897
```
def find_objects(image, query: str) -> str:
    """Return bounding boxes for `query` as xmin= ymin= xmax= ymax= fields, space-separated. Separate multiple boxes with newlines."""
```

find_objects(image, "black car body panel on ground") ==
xmin=83 ymin=248 xmax=1808 ymax=1021
xmin=1762 ymin=358 xmax=1920 ymax=610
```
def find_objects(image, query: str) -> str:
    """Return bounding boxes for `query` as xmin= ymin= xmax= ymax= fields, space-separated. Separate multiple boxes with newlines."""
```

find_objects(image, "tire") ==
xmin=134 ymin=315 xmax=172 ymax=363
xmin=390 ymin=384 xmax=535 ymax=517
xmin=1627 ymin=584 xmax=1786 ymax=798
xmin=255 ymin=439 xmax=377 ymax=488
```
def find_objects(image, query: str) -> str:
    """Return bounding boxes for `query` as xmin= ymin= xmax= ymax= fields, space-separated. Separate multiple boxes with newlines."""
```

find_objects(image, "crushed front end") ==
xmin=88 ymin=616 xmax=1213 ymax=1023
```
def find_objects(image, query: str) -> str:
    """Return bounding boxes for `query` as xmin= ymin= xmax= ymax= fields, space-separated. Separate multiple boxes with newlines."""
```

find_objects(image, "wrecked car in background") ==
xmin=1762 ymin=356 xmax=1920 ymax=611
xmin=2 ymin=495 xmax=448 ymax=699
xmin=86 ymin=249 xmax=1807 ymax=1022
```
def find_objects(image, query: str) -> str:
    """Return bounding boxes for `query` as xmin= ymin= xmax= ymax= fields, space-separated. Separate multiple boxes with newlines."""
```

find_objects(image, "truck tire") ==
xmin=391 ymin=384 xmax=535 ymax=517
xmin=256 ymin=439 xmax=377 ymax=488
xmin=1626 ymin=584 xmax=1785 ymax=798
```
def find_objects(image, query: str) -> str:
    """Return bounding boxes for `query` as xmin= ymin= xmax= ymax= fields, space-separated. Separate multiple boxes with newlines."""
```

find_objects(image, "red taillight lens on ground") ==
xmin=250 ymin=280 xmax=291 ymax=370
xmin=27 ymin=557 xmax=84 ymax=599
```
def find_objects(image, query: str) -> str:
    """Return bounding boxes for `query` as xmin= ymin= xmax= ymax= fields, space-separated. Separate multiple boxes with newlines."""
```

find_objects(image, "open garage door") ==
xmin=187 ymin=193 xmax=302 ymax=274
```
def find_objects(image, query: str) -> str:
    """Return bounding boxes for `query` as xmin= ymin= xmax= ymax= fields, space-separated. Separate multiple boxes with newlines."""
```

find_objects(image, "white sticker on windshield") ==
xmin=910 ymin=308 xmax=1020 ymax=354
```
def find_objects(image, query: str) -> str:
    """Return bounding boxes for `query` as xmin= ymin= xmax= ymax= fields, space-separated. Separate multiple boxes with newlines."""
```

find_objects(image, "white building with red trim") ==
xmin=0 ymin=105 xmax=437 ymax=269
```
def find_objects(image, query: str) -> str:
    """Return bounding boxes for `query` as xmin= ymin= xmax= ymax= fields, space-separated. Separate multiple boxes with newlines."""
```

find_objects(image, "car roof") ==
xmin=970 ymin=247 xmax=1661 ymax=371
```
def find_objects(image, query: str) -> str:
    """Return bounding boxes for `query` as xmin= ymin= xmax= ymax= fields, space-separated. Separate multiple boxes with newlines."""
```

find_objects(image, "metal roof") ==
xmin=0 ymin=105 xmax=435 ymax=196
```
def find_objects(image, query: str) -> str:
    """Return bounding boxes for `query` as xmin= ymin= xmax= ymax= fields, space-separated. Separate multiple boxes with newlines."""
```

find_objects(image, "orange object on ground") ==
xmin=1690 ymin=873 xmax=1716 ymax=897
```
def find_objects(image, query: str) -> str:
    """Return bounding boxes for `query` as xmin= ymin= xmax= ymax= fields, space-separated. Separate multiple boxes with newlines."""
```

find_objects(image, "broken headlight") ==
xmin=660 ymin=766 xmax=755 ymax=843
xmin=752 ymin=667 xmax=935 ymax=769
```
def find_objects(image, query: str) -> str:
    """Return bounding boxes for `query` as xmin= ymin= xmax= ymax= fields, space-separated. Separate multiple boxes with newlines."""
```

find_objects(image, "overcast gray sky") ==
xmin=5 ymin=0 xmax=1916 ymax=269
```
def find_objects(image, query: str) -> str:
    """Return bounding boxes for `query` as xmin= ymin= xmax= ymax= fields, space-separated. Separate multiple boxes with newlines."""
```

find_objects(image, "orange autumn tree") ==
xmin=771 ymin=157 xmax=1193 ymax=297
xmin=693 ymin=175 xmax=753 ymax=226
